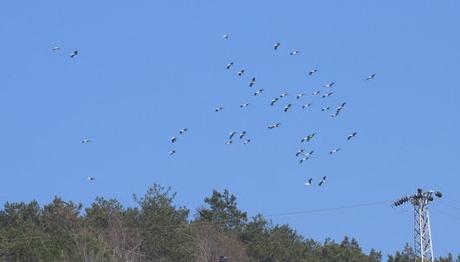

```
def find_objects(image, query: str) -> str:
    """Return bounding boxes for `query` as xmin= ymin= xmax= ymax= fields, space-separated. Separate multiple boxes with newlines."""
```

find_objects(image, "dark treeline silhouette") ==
xmin=0 ymin=184 xmax=457 ymax=261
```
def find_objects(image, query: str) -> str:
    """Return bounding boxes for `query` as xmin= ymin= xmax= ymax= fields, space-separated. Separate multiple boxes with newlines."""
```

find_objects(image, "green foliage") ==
xmin=0 ymin=186 xmax=456 ymax=261
xmin=198 ymin=189 xmax=247 ymax=230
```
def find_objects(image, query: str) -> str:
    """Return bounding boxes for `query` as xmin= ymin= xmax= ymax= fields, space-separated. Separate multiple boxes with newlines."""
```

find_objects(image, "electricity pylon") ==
xmin=393 ymin=189 xmax=442 ymax=262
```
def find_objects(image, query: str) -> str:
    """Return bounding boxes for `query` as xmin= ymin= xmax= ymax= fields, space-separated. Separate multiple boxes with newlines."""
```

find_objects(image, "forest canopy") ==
xmin=0 ymin=184 xmax=457 ymax=261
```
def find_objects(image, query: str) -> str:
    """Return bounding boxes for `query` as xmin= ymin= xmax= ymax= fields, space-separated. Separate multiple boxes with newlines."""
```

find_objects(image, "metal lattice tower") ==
xmin=393 ymin=189 xmax=442 ymax=262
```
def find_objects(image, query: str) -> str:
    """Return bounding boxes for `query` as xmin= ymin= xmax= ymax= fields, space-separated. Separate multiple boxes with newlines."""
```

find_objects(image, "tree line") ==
xmin=0 ymin=184 xmax=457 ymax=261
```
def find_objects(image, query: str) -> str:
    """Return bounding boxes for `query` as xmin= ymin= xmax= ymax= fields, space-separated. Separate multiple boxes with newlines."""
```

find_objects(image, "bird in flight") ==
xmin=70 ymin=50 xmax=79 ymax=58
xmin=243 ymin=139 xmax=251 ymax=145
xmin=312 ymin=91 xmax=321 ymax=96
xmin=225 ymin=140 xmax=233 ymax=145
xmin=302 ymin=103 xmax=312 ymax=109
xmin=226 ymin=62 xmax=234 ymax=70
xmin=237 ymin=69 xmax=245 ymax=76
xmin=267 ymin=123 xmax=281 ymax=129
xmin=273 ymin=42 xmax=281 ymax=50
xmin=284 ymin=104 xmax=292 ymax=112
xmin=331 ymin=102 xmax=346 ymax=117
xmin=239 ymin=131 xmax=246 ymax=139
xmin=240 ymin=103 xmax=250 ymax=108
xmin=322 ymin=92 xmax=334 ymax=98
xmin=279 ymin=93 xmax=288 ymax=98
xmin=304 ymin=150 xmax=315 ymax=157
xmin=254 ymin=89 xmax=264 ymax=96
xmin=179 ymin=128 xmax=188 ymax=134
xmin=215 ymin=106 xmax=224 ymax=112
xmin=222 ymin=34 xmax=229 ymax=40
xmin=305 ymin=178 xmax=313 ymax=186
xmin=171 ymin=137 xmax=177 ymax=143
xmin=308 ymin=69 xmax=319 ymax=76
xmin=229 ymin=131 xmax=237 ymax=140
xmin=321 ymin=107 xmax=331 ymax=112
xmin=295 ymin=149 xmax=305 ymax=157
xmin=318 ymin=176 xmax=327 ymax=186
xmin=290 ymin=50 xmax=300 ymax=55
xmin=301 ymin=133 xmax=316 ymax=143
xmin=299 ymin=156 xmax=310 ymax=164
xmin=87 ymin=177 xmax=95 ymax=181
xmin=296 ymin=93 xmax=305 ymax=99
xmin=347 ymin=132 xmax=358 ymax=140
xmin=81 ymin=139 xmax=91 ymax=144
xmin=270 ymin=98 xmax=279 ymax=106
xmin=365 ymin=73 xmax=376 ymax=80
xmin=249 ymin=77 xmax=256 ymax=87
xmin=323 ymin=82 xmax=335 ymax=88
xmin=52 ymin=46 xmax=60 ymax=52
xmin=169 ymin=150 xmax=176 ymax=155
xmin=329 ymin=148 xmax=342 ymax=154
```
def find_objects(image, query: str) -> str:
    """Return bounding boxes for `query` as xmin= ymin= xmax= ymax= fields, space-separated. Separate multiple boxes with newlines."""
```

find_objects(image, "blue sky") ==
xmin=1 ymin=0 xmax=459 ymax=257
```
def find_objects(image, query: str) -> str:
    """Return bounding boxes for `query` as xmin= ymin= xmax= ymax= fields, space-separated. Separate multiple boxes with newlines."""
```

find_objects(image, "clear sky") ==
xmin=1 ymin=0 xmax=459 ymax=257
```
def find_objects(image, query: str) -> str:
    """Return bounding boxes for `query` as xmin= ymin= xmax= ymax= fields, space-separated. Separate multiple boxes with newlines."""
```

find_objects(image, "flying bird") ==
xmin=81 ymin=139 xmax=91 ymax=144
xmin=347 ymin=132 xmax=358 ymax=140
xmin=226 ymin=62 xmax=234 ymax=70
xmin=171 ymin=137 xmax=177 ymax=143
xmin=296 ymin=93 xmax=305 ymax=99
xmin=290 ymin=50 xmax=300 ymax=55
xmin=179 ymin=128 xmax=188 ymax=134
xmin=243 ymin=139 xmax=251 ymax=145
xmin=270 ymin=98 xmax=279 ymax=106
xmin=332 ymin=103 xmax=346 ymax=117
xmin=302 ymin=103 xmax=312 ymax=109
xmin=225 ymin=140 xmax=233 ymax=145
xmin=299 ymin=156 xmax=310 ymax=164
xmin=169 ymin=150 xmax=176 ymax=155
xmin=273 ymin=42 xmax=281 ymax=50
xmin=240 ymin=103 xmax=250 ymax=108
xmin=52 ymin=46 xmax=60 ymax=52
xmin=249 ymin=77 xmax=256 ymax=87
xmin=301 ymin=133 xmax=316 ymax=143
xmin=70 ymin=50 xmax=78 ymax=58
xmin=304 ymin=178 xmax=313 ymax=186
xmin=239 ymin=131 xmax=246 ymax=139
xmin=365 ymin=73 xmax=376 ymax=80
xmin=295 ymin=149 xmax=305 ymax=157
xmin=87 ymin=177 xmax=95 ymax=181
xmin=312 ymin=91 xmax=321 ymax=96
xmin=322 ymin=92 xmax=334 ymax=98
xmin=304 ymin=150 xmax=315 ymax=157
xmin=308 ymin=69 xmax=319 ymax=76
xmin=267 ymin=123 xmax=281 ymax=129
xmin=215 ymin=106 xmax=224 ymax=112
xmin=283 ymin=104 xmax=292 ymax=112
xmin=279 ymin=93 xmax=288 ymax=98
xmin=323 ymin=82 xmax=335 ymax=88
xmin=237 ymin=69 xmax=245 ymax=76
xmin=318 ymin=176 xmax=327 ymax=186
xmin=329 ymin=148 xmax=342 ymax=154
xmin=321 ymin=107 xmax=331 ymax=112
xmin=254 ymin=89 xmax=264 ymax=96
xmin=222 ymin=34 xmax=229 ymax=40
xmin=229 ymin=131 xmax=237 ymax=140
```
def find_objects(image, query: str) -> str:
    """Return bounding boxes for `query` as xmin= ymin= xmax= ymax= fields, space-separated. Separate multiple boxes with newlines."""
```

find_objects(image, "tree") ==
xmin=135 ymin=184 xmax=193 ymax=261
xmin=198 ymin=189 xmax=247 ymax=231
xmin=387 ymin=243 xmax=416 ymax=262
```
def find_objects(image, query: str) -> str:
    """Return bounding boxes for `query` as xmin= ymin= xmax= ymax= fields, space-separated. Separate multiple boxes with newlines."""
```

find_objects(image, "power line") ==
xmin=263 ymin=200 xmax=391 ymax=218
xmin=0 ymin=199 xmax=394 ymax=246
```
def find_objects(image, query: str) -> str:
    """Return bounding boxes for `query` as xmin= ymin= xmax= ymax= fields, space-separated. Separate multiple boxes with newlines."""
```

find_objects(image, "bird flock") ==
xmin=212 ymin=34 xmax=376 ymax=188
xmin=54 ymin=33 xmax=376 ymax=187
